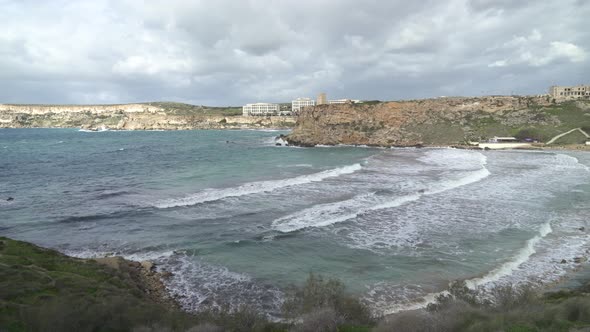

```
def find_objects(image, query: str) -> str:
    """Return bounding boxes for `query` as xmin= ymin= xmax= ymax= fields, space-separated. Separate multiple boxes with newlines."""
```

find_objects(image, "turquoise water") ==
xmin=1 ymin=128 xmax=589 ymax=315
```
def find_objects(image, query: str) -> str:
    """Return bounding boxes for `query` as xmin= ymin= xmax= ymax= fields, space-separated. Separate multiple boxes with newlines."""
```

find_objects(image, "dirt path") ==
xmin=546 ymin=128 xmax=590 ymax=144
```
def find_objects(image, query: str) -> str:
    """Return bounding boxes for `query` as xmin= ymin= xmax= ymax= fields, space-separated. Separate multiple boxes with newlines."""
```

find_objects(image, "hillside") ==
xmin=0 ymin=237 xmax=200 ymax=331
xmin=286 ymin=96 xmax=590 ymax=147
xmin=0 ymin=102 xmax=295 ymax=130
xmin=3 ymin=237 xmax=590 ymax=331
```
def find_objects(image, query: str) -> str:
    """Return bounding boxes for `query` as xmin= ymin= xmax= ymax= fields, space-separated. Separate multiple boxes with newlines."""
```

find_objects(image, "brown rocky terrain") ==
xmin=93 ymin=256 xmax=178 ymax=309
xmin=0 ymin=103 xmax=295 ymax=130
xmin=287 ymin=96 xmax=590 ymax=147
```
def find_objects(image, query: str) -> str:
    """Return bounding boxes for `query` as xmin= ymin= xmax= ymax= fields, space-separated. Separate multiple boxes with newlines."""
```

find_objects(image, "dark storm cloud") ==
xmin=0 ymin=0 xmax=588 ymax=105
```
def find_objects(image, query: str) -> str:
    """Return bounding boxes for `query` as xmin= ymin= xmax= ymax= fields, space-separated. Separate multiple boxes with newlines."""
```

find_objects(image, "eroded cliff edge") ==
xmin=0 ymin=102 xmax=295 ymax=130
xmin=287 ymin=96 xmax=590 ymax=147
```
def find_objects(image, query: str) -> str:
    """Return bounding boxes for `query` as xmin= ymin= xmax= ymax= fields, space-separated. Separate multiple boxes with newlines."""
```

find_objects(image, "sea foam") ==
xmin=465 ymin=222 xmax=553 ymax=289
xmin=153 ymin=163 xmax=363 ymax=209
xmin=272 ymin=150 xmax=490 ymax=233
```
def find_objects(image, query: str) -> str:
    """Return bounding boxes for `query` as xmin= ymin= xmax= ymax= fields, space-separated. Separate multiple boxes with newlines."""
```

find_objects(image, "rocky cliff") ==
xmin=0 ymin=103 xmax=295 ymax=130
xmin=287 ymin=96 xmax=590 ymax=146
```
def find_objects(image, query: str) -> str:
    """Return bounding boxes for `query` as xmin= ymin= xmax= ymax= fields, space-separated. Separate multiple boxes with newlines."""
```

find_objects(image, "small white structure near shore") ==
xmin=488 ymin=136 xmax=517 ymax=143
xmin=478 ymin=142 xmax=532 ymax=149
xmin=478 ymin=136 xmax=531 ymax=149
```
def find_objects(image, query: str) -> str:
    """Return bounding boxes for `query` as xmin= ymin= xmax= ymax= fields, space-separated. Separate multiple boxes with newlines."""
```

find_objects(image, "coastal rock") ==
xmin=561 ymin=259 xmax=567 ymax=264
xmin=574 ymin=257 xmax=587 ymax=264
xmin=286 ymin=96 xmax=566 ymax=147
xmin=94 ymin=256 xmax=178 ymax=309
xmin=141 ymin=260 xmax=155 ymax=271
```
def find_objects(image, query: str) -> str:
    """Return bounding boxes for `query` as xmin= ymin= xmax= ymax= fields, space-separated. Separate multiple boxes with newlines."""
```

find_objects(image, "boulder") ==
xmin=140 ymin=260 xmax=154 ymax=271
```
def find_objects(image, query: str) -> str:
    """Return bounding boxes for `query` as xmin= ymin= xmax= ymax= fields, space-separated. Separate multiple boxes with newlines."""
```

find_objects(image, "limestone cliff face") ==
xmin=287 ymin=96 xmax=565 ymax=146
xmin=0 ymin=103 xmax=161 ymax=115
xmin=0 ymin=103 xmax=295 ymax=130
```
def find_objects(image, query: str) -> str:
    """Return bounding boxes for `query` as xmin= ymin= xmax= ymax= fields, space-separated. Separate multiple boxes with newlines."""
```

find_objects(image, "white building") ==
xmin=242 ymin=103 xmax=280 ymax=116
xmin=489 ymin=136 xmax=517 ymax=143
xmin=328 ymin=99 xmax=361 ymax=104
xmin=291 ymin=97 xmax=315 ymax=114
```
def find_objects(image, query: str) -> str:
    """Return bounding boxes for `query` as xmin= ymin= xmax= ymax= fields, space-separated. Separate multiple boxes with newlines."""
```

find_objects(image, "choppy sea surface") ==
xmin=1 ymin=128 xmax=589 ymax=316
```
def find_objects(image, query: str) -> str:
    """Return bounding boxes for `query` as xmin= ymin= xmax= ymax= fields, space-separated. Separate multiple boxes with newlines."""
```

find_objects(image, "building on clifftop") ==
xmin=291 ymin=98 xmax=316 ymax=114
xmin=317 ymin=93 xmax=327 ymax=105
xmin=549 ymin=85 xmax=590 ymax=100
xmin=328 ymin=99 xmax=361 ymax=104
xmin=242 ymin=103 xmax=280 ymax=116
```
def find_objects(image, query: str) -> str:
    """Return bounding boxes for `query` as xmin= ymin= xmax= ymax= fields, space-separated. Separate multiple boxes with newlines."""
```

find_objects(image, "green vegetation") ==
xmin=4 ymin=237 xmax=590 ymax=331
xmin=0 ymin=237 xmax=202 ymax=332
xmin=423 ymin=100 xmax=590 ymax=144
xmin=377 ymin=281 xmax=590 ymax=332
xmin=283 ymin=273 xmax=374 ymax=328
xmin=0 ymin=237 xmax=369 ymax=332
xmin=552 ymin=130 xmax=588 ymax=145
xmin=143 ymin=102 xmax=242 ymax=116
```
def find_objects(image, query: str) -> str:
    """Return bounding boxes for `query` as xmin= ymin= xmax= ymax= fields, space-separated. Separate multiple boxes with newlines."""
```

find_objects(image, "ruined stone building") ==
xmin=549 ymin=85 xmax=590 ymax=100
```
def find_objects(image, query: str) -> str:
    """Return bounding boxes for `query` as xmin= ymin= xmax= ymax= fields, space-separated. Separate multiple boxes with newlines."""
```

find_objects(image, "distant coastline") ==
xmin=0 ymin=102 xmax=296 ymax=130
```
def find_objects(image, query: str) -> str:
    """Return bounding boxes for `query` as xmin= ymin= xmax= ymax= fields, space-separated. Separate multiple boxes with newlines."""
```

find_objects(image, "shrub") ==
xmin=290 ymin=307 xmax=341 ymax=332
xmin=283 ymin=273 xmax=373 ymax=326
xmin=374 ymin=310 xmax=438 ymax=332
xmin=490 ymin=283 xmax=538 ymax=311
xmin=193 ymin=304 xmax=281 ymax=332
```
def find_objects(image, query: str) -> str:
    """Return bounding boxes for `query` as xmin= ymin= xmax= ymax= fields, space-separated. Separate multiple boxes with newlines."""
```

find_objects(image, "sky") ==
xmin=0 ymin=0 xmax=589 ymax=106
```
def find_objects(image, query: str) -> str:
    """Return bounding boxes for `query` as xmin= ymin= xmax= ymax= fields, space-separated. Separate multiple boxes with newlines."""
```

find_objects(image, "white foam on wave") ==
xmin=427 ymin=167 xmax=491 ymax=195
xmin=380 ymin=290 xmax=448 ymax=315
xmin=271 ymin=193 xmax=421 ymax=233
xmin=64 ymin=247 xmax=176 ymax=262
xmin=64 ymin=249 xmax=175 ymax=262
xmin=271 ymin=150 xmax=490 ymax=233
xmin=159 ymin=253 xmax=284 ymax=316
xmin=553 ymin=153 xmax=590 ymax=173
xmin=153 ymin=163 xmax=363 ymax=209
xmin=377 ymin=222 xmax=554 ymax=315
xmin=465 ymin=222 xmax=553 ymax=289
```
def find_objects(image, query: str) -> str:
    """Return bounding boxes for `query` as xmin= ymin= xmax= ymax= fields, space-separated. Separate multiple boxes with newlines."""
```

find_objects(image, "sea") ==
xmin=1 ymin=128 xmax=589 ymax=316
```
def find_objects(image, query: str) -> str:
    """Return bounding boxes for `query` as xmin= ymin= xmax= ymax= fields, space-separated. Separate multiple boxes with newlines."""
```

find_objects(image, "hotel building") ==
xmin=291 ymin=97 xmax=316 ymax=114
xmin=242 ymin=103 xmax=280 ymax=116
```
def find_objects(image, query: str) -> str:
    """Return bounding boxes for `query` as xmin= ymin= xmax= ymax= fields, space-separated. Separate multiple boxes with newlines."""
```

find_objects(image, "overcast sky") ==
xmin=0 ymin=0 xmax=589 ymax=106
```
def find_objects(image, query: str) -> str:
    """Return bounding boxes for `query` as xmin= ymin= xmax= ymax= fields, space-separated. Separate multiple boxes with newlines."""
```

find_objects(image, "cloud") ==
xmin=487 ymin=30 xmax=587 ymax=68
xmin=0 ymin=0 xmax=588 ymax=105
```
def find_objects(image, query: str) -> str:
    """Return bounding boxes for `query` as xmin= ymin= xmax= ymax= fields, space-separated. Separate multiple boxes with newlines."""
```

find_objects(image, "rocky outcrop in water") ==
xmin=287 ymin=96 xmax=590 ymax=147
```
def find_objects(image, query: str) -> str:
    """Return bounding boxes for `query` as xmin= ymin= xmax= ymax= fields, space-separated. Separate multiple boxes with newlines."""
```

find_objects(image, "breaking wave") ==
xmin=272 ymin=151 xmax=490 ymax=233
xmin=465 ymin=222 xmax=553 ymax=289
xmin=153 ymin=163 xmax=363 ymax=209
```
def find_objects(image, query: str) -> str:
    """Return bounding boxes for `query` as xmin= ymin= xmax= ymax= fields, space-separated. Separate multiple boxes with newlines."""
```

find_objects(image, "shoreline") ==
xmin=0 ymin=125 xmax=295 ymax=131
xmin=91 ymin=256 xmax=181 ymax=310
xmin=91 ymin=246 xmax=590 ymax=318
xmin=280 ymin=139 xmax=590 ymax=152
